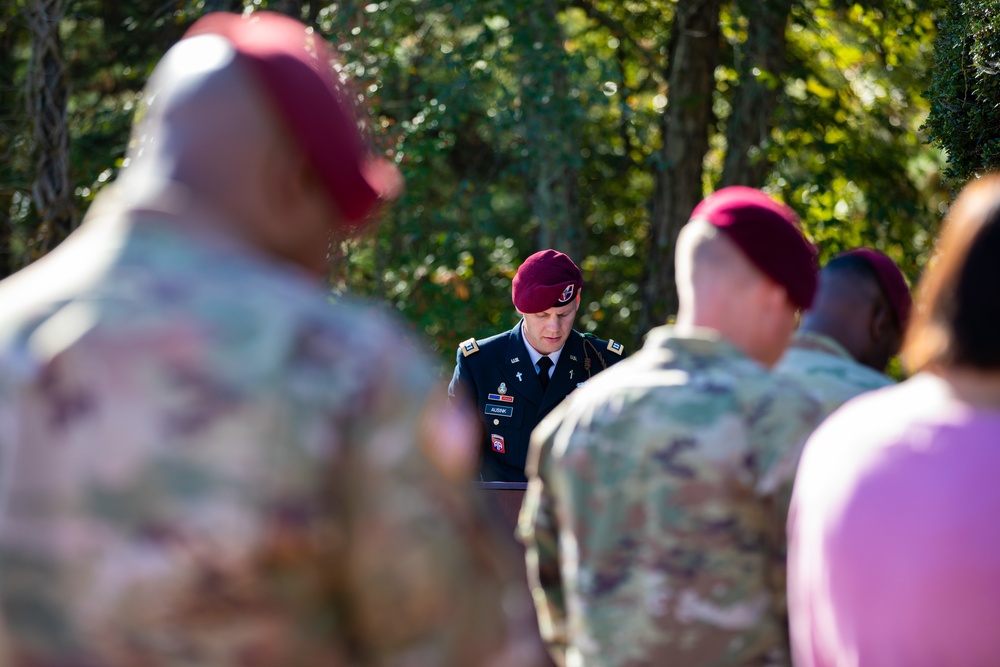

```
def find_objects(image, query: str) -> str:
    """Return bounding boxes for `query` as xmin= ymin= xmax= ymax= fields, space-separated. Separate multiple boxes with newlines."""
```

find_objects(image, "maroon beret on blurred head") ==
xmin=512 ymin=249 xmax=583 ymax=314
xmin=837 ymin=247 xmax=912 ymax=329
xmin=691 ymin=186 xmax=818 ymax=309
xmin=183 ymin=12 xmax=402 ymax=228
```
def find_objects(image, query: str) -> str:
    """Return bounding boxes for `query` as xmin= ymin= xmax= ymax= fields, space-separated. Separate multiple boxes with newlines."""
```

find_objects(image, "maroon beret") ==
xmin=183 ymin=12 xmax=402 ymax=228
xmin=512 ymin=249 xmax=583 ymax=314
xmin=838 ymin=247 xmax=912 ymax=329
xmin=691 ymin=186 xmax=818 ymax=309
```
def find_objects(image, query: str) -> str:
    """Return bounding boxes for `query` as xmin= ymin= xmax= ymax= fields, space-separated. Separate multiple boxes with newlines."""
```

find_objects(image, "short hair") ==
xmin=823 ymin=253 xmax=881 ymax=283
xmin=822 ymin=254 xmax=894 ymax=319
xmin=903 ymin=174 xmax=1000 ymax=371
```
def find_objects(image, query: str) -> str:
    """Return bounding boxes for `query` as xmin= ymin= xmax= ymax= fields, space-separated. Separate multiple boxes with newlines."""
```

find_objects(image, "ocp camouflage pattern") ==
xmin=775 ymin=330 xmax=894 ymax=419
xmin=0 ymin=193 xmax=537 ymax=667
xmin=519 ymin=326 xmax=822 ymax=667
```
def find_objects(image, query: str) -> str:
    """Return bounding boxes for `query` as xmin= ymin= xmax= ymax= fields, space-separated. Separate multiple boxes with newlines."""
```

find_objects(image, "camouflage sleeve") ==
xmin=750 ymin=379 xmax=821 ymax=517
xmin=518 ymin=401 xmax=571 ymax=667
xmin=747 ymin=380 xmax=822 ymax=638
xmin=333 ymin=354 xmax=539 ymax=667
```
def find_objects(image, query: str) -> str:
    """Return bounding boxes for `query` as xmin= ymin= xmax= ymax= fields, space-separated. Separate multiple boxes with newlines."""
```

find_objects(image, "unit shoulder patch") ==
xmin=460 ymin=337 xmax=480 ymax=357
xmin=607 ymin=339 xmax=625 ymax=356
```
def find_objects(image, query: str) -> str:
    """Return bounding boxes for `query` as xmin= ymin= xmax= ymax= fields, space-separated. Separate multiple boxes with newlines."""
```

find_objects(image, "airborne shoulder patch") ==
xmin=460 ymin=337 xmax=480 ymax=357
xmin=607 ymin=339 xmax=625 ymax=356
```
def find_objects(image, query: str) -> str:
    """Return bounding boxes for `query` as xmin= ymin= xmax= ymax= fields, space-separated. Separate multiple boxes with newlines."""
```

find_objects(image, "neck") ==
xmin=799 ymin=314 xmax=864 ymax=359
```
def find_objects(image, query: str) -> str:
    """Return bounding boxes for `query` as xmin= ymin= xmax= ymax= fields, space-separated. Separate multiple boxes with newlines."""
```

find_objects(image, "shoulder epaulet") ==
xmin=607 ymin=339 xmax=625 ymax=356
xmin=459 ymin=337 xmax=480 ymax=357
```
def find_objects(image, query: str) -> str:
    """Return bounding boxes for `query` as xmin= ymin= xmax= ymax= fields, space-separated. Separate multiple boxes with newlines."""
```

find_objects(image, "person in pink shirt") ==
xmin=788 ymin=174 xmax=1000 ymax=667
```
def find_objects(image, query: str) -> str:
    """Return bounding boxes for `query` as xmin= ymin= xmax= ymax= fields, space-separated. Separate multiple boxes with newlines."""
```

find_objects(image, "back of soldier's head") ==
xmin=675 ymin=187 xmax=817 ymax=366
xmin=123 ymin=34 xmax=267 ymax=205
xmin=815 ymin=254 xmax=886 ymax=309
xmin=120 ymin=12 xmax=402 ymax=264
xmin=806 ymin=249 xmax=910 ymax=371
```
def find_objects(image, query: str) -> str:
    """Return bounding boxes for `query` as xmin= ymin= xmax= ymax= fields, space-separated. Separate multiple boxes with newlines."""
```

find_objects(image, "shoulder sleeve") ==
xmin=744 ymin=376 xmax=821 ymax=634
xmin=448 ymin=339 xmax=479 ymax=406
xmin=335 ymin=326 xmax=539 ymax=664
xmin=519 ymin=401 xmax=573 ymax=663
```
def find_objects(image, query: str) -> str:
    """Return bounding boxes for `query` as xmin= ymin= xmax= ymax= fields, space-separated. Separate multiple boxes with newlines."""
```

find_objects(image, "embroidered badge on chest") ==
xmin=488 ymin=381 xmax=514 ymax=403
xmin=491 ymin=434 xmax=505 ymax=453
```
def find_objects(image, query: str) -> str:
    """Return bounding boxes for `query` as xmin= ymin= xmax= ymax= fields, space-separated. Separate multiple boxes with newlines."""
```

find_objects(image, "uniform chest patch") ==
xmin=491 ymin=434 xmax=505 ymax=453
xmin=485 ymin=403 xmax=514 ymax=418
xmin=488 ymin=393 xmax=514 ymax=402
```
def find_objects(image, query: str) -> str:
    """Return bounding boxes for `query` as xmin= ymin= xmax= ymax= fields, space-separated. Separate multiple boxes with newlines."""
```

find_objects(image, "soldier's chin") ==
xmin=541 ymin=337 xmax=563 ymax=351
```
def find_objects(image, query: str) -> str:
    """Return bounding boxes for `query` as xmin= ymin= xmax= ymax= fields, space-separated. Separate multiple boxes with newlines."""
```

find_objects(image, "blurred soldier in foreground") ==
xmin=519 ymin=186 xmax=822 ymax=667
xmin=776 ymin=248 xmax=912 ymax=416
xmin=0 ymin=12 xmax=537 ymax=666
xmin=449 ymin=250 xmax=625 ymax=482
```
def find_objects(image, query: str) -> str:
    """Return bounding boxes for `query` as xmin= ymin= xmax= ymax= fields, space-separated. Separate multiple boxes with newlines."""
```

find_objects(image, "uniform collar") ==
xmin=519 ymin=320 xmax=564 ymax=372
xmin=644 ymin=325 xmax=760 ymax=366
xmin=788 ymin=330 xmax=854 ymax=361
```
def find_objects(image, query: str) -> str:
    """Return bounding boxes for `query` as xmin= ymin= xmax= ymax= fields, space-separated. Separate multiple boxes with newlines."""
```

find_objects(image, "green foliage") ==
xmin=767 ymin=0 xmax=948 ymax=284
xmin=323 ymin=0 xmax=651 ymax=357
xmin=3 ymin=0 xmax=949 ymax=367
xmin=925 ymin=0 xmax=1000 ymax=186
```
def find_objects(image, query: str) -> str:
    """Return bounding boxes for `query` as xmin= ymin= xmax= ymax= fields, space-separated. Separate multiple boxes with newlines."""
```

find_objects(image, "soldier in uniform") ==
xmin=0 ymin=12 xmax=541 ymax=666
xmin=519 ymin=186 xmax=823 ymax=667
xmin=776 ymin=248 xmax=911 ymax=417
xmin=449 ymin=249 xmax=625 ymax=483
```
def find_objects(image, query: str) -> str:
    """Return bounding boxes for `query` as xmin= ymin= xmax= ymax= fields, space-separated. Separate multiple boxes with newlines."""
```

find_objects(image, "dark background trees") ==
xmin=3 ymin=0 xmax=951 ymax=364
xmin=925 ymin=0 xmax=1000 ymax=186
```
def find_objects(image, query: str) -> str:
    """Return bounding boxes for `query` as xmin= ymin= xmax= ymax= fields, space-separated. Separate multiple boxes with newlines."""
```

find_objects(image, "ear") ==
xmin=869 ymin=300 xmax=892 ymax=341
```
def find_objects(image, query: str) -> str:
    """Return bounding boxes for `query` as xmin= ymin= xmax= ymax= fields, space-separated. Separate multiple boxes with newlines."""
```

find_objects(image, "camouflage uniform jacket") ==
xmin=775 ymin=331 xmax=893 ymax=419
xmin=518 ymin=326 xmax=821 ymax=667
xmin=0 ymin=193 xmax=537 ymax=667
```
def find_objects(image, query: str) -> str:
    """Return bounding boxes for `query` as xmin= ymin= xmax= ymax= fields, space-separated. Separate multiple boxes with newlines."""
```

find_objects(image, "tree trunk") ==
xmin=518 ymin=0 xmax=583 ymax=261
xmin=719 ymin=0 xmax=792 ymax=188
xmin=0 ymin=9 xmax=21 ymax=279
xmin=638 ymin=0 xmax=722 ymax=336
xmin=202 ymin=0 xmax=243 ymax=12
xmin=26 ymin=0 xmax=75 ymax=258
xmin=267 ymin=0 xmax=304 ymax=20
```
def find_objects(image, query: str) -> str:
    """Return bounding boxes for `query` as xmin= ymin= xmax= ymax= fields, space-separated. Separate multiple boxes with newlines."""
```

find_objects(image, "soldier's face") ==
xmin=520 ymin=296 xmax=580 ymax=355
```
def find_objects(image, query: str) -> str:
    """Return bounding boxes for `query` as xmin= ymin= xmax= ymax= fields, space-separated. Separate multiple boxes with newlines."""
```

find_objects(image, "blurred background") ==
xmin=3 ymin=0 xmax=987 ymax=362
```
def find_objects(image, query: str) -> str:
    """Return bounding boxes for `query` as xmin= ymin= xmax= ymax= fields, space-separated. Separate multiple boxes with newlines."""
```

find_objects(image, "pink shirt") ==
xmin=788 ymin=373 xmax=1000 ymax=667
